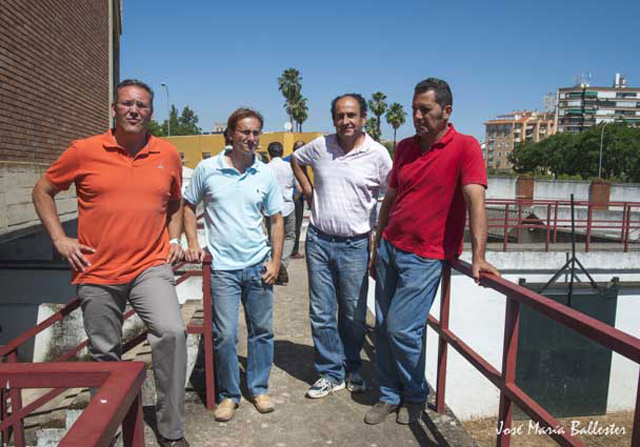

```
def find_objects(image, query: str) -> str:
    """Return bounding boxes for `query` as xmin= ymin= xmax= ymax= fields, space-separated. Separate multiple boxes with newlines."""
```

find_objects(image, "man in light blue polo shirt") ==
xmin=183 ymin=108 xmax=284 ymax=422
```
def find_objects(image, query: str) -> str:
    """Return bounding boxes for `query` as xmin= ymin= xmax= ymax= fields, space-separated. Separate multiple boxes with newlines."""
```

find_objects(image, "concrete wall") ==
xmin=534 ymin=179 xmax=590 ymax=201
xmin=368 ymin=251 xmax=640 ymax=421
xmin=0 ymin=162 xmax=77 ymax=239
xmin=611 ymin=183 xmax=640 ymax=203
xmin=486 ymin=177 xmax=517 ymax=199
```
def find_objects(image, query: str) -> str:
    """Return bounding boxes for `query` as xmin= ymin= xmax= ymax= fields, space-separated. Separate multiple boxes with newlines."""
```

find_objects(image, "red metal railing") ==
xmin=484 ymin=199 xmax=640 ymax=252
xmin=0 ymin=257 xmax=215 ymax=445
xmin=1 ymin=362 xmax=146 ymax=447
xmin=431 ymin=260 xmax=640 ymax=447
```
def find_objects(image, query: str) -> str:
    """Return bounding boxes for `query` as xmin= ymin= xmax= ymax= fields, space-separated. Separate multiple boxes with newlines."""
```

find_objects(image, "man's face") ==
xmin=111 ymin=86 xmax=153 ymax=136
xmin=231 ymin=117 xmax=262 ymax=154
xmin=333 ymin=97 xmax=366 ymax=140
xmin=412 ymin=90 xmax=451 ymax=138
xmin=293 ymin=141 xmax=305 ymax=151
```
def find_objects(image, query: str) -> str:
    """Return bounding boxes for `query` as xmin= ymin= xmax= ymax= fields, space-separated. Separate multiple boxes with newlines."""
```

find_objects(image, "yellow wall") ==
xmin=165 ymin=132 xmax=325 ymax=169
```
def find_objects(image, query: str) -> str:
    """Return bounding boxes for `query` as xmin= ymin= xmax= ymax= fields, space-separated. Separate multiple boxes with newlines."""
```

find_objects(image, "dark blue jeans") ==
xmin=305 ymin=225 xmax=369 ymax=383
xmin=211 ymin=260 xmax=273 ymax=403
xmin=374 ymin=238 xmax=443 ymax=405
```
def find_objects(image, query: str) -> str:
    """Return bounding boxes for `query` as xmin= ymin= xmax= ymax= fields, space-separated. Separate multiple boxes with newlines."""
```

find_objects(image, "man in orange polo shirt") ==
xmin=32 ymin=79 xmax=189 ymax=447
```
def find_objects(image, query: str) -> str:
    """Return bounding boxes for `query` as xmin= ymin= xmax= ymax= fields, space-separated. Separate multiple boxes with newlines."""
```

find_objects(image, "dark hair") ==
xmin=330 ymin=93 xmax=367 ymax=118
xmin=226 ymin=108 xmax=264 ymax=133
xmin=267 ymin=141 xmax=283 ymax=158
xmin=414 ymin=78 xmax=452 ymax=108
xmin=223 ymin=128 xmax=232 ymax=145
xmin=293 ymin=140 xmax=306 ymax=151
xmin=115 ymin=79 xmax=154 ymax=105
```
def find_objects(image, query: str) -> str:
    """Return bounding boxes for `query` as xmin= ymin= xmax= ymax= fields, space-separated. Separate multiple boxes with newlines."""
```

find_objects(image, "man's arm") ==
xmin=291 ymin=157 xmax=313 ymax=208
xmin=166 ymin=198 xmax=184 ymax=264
xmin=369 ymin=187 xmax=398 ymax=278
xmin=183 ymin=200 xmax=205 ymax=263
xmin=462 ymin=183 xmax=500 ymax=282
xmin=32 ymin=177 xmax=95 ymax=271
xmin=263 ymin=212 xmax=284 ymax=285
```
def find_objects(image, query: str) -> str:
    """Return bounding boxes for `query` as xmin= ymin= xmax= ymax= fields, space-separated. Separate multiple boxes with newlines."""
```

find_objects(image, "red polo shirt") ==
xmin=382 ymin=125 xmax=487 ymax=260
xmin=45 ymin=130 xmax=182 ymax=284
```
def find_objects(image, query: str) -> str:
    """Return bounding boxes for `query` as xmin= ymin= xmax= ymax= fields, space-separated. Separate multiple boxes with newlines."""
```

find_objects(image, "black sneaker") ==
xmin=364 ymin=401 xmax=399 ymax=425
xmin=158 ymin=436 xmax=190 ymax=447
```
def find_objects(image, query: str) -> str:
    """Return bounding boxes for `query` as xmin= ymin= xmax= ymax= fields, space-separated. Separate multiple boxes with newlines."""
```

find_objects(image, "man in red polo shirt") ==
xmin=364 ymin=78 xmax=499 ymax=426
xmin=32 ymin=80 xmax=189 ymax=447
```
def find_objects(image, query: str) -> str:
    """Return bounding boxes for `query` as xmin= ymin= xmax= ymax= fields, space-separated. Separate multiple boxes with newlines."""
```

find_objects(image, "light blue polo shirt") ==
xmin=184 ymin=151 xmax=284 ymax=270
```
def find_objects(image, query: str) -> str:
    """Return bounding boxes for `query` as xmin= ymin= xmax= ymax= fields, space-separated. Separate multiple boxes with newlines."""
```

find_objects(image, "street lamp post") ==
xmin=160 ymin=83 xmax=171 ymax=137
xmin=598 ymin=121 xmax=610 ymax=179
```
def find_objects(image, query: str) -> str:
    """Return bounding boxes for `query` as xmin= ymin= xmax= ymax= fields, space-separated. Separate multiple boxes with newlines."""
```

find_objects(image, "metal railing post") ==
xmin=496 ymin=297 xmax=520 ymax=447
xmin=202 ymin=257 xmax=216 ymax=410
xmin=6 ymin=352 xmax=25 ymax=447
xmin=516 ymin=202 xmax=522 ymax=244
xmin=503 ymin=204 xmax=510 ymax=252
xmin=585 ymin=204 xmax=593 ymax=252
xmin=624 ymin=206 xmax=631 ymax=253
xmin=553 ymin=201 xmax=559 ymax=244
xmin=1 ymin=383 xmax=7 ymax=447
xmin=435 ymin=263 xmax=451 ymax=413
xmin=545 ymin=203 xmax=551 ymax=252
xmin=122 ymin=391 xmax=145 ymax=447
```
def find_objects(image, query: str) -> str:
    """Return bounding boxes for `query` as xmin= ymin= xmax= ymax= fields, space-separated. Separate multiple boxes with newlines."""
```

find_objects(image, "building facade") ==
xmin=556 ymin=74 xmax=640 ymax=133
xmin=0 ymin=0 xmax=121 ymax=240
xmin=484 ymin=111 xmax=556 ymax=170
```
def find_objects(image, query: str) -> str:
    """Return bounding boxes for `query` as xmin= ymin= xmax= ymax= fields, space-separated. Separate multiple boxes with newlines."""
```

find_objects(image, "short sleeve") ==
xmin=44 ymin=143 xmax=81 ymax=191
xmin=264 ymin=172 xmax=285 ymax=216
xmin=291 ymin=139 xmax=318 ymax=167
xmin=183 ymin=162 xmax=206 ymax=205
xmin=460 ymin=138 xmax=488 ymax=188
xmin=377 ymin=147 xmax=393 ymax=195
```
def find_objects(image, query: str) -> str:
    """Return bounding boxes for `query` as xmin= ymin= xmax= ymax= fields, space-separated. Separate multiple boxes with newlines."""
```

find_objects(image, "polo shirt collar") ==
xmin=102 ymin=129 xmax=160 ymax=156
xmin=413 ymin=124 xmax=457 ymax=151
xmin=216 ymin=149 xmax=260 ymax=174
xmin=334 ymin=132 xmax=372 ymax=157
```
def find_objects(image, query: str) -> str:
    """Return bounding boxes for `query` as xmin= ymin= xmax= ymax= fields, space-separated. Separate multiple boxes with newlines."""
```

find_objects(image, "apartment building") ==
xmin=484 ymin=111 xmax=556 ymax=170
xmin=556 ymin=74 xmax=640 ymax=133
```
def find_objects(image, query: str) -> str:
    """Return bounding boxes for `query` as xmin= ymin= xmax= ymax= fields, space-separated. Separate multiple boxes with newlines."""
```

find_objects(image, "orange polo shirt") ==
xmin=45 ymin=130 xmax=182 ymax=284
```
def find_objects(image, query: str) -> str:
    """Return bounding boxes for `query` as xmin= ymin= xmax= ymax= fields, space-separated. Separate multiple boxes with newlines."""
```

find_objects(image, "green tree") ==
xmin=365 ymin=117 xmax=381 ymax=141
xmin=177 ymin=106 xmax=201 ymax=135
xmin=368 ymin=92 xmax=387 ymax=142
xmin=385 ymin=102 xmax=406 ymax=149
xmin=290 ymin=97 xmax=308 ymax=132
xmin=148 ymin=119 xmax=165 ymax=137
xmin=278 ymin=68 xmax=302 ymax=129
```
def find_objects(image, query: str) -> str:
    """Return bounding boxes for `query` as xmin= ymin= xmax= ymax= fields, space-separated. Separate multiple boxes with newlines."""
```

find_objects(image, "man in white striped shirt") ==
xmin=292 ymin=93 xmax=392 ymax=399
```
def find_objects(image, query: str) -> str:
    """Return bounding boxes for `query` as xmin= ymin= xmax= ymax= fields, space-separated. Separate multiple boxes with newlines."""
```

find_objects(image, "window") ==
xmin=179 ymin=152 xmax=185 ymax=161
xmin=202 ymin=152 xmax=211 ymax=159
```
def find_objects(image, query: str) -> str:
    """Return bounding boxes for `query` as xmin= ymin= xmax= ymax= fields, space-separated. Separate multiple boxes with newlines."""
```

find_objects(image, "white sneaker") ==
xmin=346 ymin=371 xmax=367 ymax=393
xmin=306 ymin=377 xmax=346 ymax=399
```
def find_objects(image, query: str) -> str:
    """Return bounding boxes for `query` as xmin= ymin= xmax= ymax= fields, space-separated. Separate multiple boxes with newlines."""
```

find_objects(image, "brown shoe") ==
xmin=291 ymin=252 xmax=304 ymax=259
xmin=214 ymin=398 xmax=238 ymax=422
xmin=252 ymin=394 xmax=275 ymax=413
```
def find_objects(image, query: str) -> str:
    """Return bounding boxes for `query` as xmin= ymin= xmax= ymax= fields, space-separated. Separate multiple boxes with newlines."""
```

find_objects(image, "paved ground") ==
xmin=140 ymin=249 xmax=477 ymax=447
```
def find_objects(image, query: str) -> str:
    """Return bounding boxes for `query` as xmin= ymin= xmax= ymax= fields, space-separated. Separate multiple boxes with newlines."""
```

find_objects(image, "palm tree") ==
xmin=291 ymin=97 xmax=308 ymax=132
xmin=365 ymin=117 xmax=381 ymax=141
xmin=278 ymin=68 xmax=302 ymax=129
xmin=368 ymin=92 xmax=387 ymax=142
xmin=385 ymin=103 xmax=406 ymax=149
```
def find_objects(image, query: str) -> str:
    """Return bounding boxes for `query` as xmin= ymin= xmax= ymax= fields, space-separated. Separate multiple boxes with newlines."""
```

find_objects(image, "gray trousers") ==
xmin=266 ymin=211 xmax=296 ymax=267
xmin=78 ymin=264 xmax=187 ymax=440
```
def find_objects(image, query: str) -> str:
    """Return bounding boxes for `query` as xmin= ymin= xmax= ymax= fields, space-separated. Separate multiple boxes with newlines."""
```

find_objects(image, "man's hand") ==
xmin=472 ymin=257 xmax=500 ymax=283
xmin=53 ymin=236 xmax=95 ymax=272
xmin=184 ymin=244 xmax=205 ymax=263
xmin=167 ymin=242 xmax=184 ymax=265
xmin=261 ymin=259 xmax=280 ymax=286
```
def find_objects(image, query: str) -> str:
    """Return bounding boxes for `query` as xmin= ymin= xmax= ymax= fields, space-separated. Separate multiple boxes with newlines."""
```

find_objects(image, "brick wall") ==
xmin=0 ymin=0 xmax=114 ymax=238
xmin=0 ymin=0 xmax=111 ymax=164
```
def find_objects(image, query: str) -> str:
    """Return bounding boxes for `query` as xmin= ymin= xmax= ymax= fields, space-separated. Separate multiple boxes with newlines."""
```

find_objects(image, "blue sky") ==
xmin=121 ymin=0 xmax=640 ymax=142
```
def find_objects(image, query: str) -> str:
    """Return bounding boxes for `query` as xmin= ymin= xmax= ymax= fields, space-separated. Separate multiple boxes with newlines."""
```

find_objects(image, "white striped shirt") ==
xmin=293 ymin=133 xmax=392 ymax=237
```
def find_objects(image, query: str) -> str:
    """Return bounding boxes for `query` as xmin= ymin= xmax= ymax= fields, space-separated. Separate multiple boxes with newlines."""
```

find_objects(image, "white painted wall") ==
xmin=534 ymin=179 xmax=590 ymax=201
xmin=611 ymin=183 xmax=640 ymax=203
xmin=368 ymin=251 xmax=640 ymax=421
xmin=487 ymin=177 xmax=517 ymax=199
